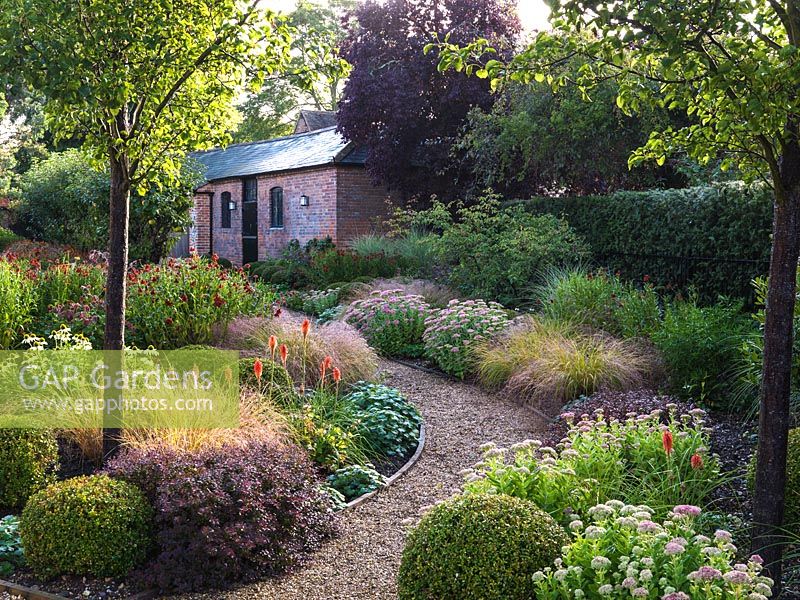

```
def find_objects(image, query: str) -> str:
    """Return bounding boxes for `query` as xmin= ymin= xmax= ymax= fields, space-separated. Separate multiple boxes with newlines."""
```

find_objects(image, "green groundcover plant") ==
xmin=463 ymin=406 xmax=722 ymax=523
xmin=0 ymin=515 xmax=24 ymax=576
xmin=533 ymin=501 xmax=773 ymax=599
xmin=326 ymin=464 xmax=386 ymax=502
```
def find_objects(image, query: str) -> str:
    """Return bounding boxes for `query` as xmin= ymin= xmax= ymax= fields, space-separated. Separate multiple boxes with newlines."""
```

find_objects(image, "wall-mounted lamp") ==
xmin=299 ymin=194 xmax=310 ymax=207
xmin=228 ymin=200 xmax=237 ymax=211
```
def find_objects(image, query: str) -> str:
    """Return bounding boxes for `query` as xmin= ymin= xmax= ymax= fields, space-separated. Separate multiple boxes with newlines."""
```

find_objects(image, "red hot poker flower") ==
xmin=268 ymin=335 xmax=277 ymax=357
xmin=332 ymin=367 xmax=341 ymax=383
xmin=662 ymin=430 xmax=674 ymax=455
xmin=253 ymin=359 xmax=263 ymax=380
xmin=690 ymin=453 xmax=704 ymax=469
xmin=301 ymin=319 xmax=311 ymax=338
xmin=279 ymin=344 xmax=288 ymax=366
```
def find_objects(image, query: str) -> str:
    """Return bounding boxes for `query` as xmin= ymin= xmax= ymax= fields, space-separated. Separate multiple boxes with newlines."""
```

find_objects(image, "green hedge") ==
xmin=515 ymin=183 xmax=773 ymax=302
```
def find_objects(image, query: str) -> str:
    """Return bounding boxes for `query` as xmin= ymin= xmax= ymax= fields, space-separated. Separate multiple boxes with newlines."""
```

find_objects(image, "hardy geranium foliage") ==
xmin=337 ymin=0 xmax=520 ymax=195
xmin=423 ymin=299 xmax=509 ymax=378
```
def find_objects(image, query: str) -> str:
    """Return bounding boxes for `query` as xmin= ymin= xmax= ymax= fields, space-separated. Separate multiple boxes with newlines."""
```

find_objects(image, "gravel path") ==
xmin=180 ymin=361 xmax=549 ymax=600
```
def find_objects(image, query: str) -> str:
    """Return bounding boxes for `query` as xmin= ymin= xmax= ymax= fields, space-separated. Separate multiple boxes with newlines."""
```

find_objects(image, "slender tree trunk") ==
xmin=752 ymin=132 xmax=800 ymax=593
xmin=101 ymin=148 xmax=132 ymax=460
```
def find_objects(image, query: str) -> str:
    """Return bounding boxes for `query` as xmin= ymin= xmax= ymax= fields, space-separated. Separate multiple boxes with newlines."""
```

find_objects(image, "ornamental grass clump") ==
xmin=463 ymin=405 xmax=722 ymax=523
xmin=532 ymin=501 xmax=773 ymax=599
xmin=251 ymin=316 xmax=378 ymax=388
xmin=476 ymin=317 xmax=658 ymax=411
xmin=423 ymin=299 xmax=510 ymax=378
xmin=344 ymin=290 xmax=431 ymax=357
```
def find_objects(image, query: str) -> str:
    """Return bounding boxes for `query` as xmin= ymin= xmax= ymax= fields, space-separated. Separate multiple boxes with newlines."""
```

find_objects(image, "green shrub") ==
xmin=0 ymin=226 xmax=20 ymax=252
xmin=416 ymin=194 xmax=589 ymax=306
xmin=651 ymin=299 xmax=753 ymax=407
xmin=0 ymin=260 xmax=36 ymax=348
xmin=535 ymin=268 xmax=661 ymax=338
xmin=17 ymin=149 xmax=203 ymax=262
xmin=326 ymin=464 xmax=385 ymax=501
xmin=397 ymin=494 xmax=567 ymax=600
xmin=126 ymin=255 xmax=254 ymax=348
xmin=21 ymin=475 xmax=152 ymax=578
xmin=519 ymin=182 xmax=773 ymax=303
xmin=0 ymin=429 xmax=58 ymax=509
xmin=308 ymin=248 xmax=396 ymax=287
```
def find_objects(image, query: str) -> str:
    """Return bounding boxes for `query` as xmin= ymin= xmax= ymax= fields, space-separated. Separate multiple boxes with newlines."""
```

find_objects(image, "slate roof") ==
xmin=294 ymin=109 xmax=337 ymax=133
xmin=194 ymin=126 xmax=363 ymax=182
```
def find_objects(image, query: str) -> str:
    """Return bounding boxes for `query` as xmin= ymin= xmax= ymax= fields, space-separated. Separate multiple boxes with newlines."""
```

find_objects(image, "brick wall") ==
xmin=193 ymin=165 xmax=398 ymax=265
xmin=335 ymin=165 xmax=397 ymax=242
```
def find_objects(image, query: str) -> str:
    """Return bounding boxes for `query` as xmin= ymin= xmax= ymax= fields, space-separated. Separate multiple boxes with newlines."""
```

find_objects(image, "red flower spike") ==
xmin=690 ymin=453 xmax=703 ymax=469
xmin=333 ymin=368 xmax=341 ymax=383
xmin=301 ymin=319 xmax=310 ymax=338
xmin=279 ymin=344 xmax=288 ymax=366
xmin=253 ymin=359 xmax=263 ymax=380
xmin=662 ymin=430 xmax=674 ymax=455
xmin=323 ymin=356 xmax=333 ymax=370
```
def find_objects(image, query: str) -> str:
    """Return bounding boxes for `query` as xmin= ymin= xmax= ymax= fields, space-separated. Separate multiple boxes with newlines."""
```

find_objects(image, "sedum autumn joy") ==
xmin=533 ymin=501 xmax=773 ymax=599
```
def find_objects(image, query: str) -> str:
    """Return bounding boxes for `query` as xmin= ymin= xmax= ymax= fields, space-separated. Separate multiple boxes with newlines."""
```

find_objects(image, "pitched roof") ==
xmin=294 ymin=109 xmax=337 ymax=133
xmin=194 ymin=126 xmax=363 ymax=182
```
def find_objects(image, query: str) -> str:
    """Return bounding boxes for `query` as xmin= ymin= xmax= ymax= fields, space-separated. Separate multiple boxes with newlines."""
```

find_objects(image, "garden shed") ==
xmin=190 ymin=116 xmax=397 ymax=265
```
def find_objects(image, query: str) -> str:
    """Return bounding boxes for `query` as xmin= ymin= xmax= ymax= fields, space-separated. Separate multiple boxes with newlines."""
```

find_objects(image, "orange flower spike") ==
xmin=279 ymin=344 xmax=288 ymax=366
xmin=301 ymin=318 xmax=311 ymax=338
xmin=268 ymin=335 xmax=277 ymax=358
xmin=323 ymin=355 xmax=333 ymax=370
xmin=662 ymin=430 xmax=674 ymax=455
xmin=332 ymin=367 xmax=341 ymax=383
xmin=320 ymin=359 xmax=328 ymax=380
xmin=253 ymin=359 xmax=263 ymax=380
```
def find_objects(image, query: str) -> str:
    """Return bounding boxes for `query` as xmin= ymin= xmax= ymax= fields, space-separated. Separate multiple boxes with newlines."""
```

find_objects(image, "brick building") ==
xmin=190 ymin=113 xmax=397 ymax=265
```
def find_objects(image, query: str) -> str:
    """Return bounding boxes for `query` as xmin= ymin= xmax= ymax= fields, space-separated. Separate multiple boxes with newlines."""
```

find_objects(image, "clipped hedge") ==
xmin=397 ymin=494 xmax=567 ymax=600
xmin=517 ymin=183 xmax=773 ymax=302
xmin=0 ymin=430 xmax=58 ymax=510
xmin=21 ymin=475 xmax=152 ymax=578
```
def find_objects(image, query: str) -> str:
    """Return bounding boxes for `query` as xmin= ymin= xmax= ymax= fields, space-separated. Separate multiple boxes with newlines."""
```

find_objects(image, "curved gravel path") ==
xmin=180 ymin=361 xmax=549 ymax=600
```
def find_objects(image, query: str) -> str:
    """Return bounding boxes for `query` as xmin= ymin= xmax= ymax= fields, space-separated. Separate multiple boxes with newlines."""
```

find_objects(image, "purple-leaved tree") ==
xmin=337 ymin=0 xmax=520 ymax=198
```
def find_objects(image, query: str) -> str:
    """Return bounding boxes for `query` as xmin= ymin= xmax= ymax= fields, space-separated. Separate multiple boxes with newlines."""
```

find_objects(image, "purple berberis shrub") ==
xmin=105 ymin=438 xmax=336 ymax=592
xmin=344 ymin=289 xmax=431 ymax=357
xmin=423 ymin=299 xmax=510 ymax=378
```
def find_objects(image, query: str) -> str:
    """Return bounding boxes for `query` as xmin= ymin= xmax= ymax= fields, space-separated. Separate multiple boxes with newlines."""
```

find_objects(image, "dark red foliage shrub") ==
xmin=105 ymin=439 xmax=336 ymax=592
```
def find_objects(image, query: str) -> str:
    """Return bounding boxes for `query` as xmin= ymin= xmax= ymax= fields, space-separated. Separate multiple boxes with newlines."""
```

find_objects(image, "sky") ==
xmin=262 ymin=0 xmax=551 ymax=31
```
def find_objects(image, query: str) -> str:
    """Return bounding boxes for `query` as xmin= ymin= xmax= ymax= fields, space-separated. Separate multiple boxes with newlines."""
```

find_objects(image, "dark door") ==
xmin=242 ymin=178 xmax=258 ymax=264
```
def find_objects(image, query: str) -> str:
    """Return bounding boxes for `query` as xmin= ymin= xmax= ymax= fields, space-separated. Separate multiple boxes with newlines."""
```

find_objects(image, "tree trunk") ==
xmin=752 ymin=132 xmax=800 ymax=593
xmin=101 ymin=149 xmax=131 ymax=460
